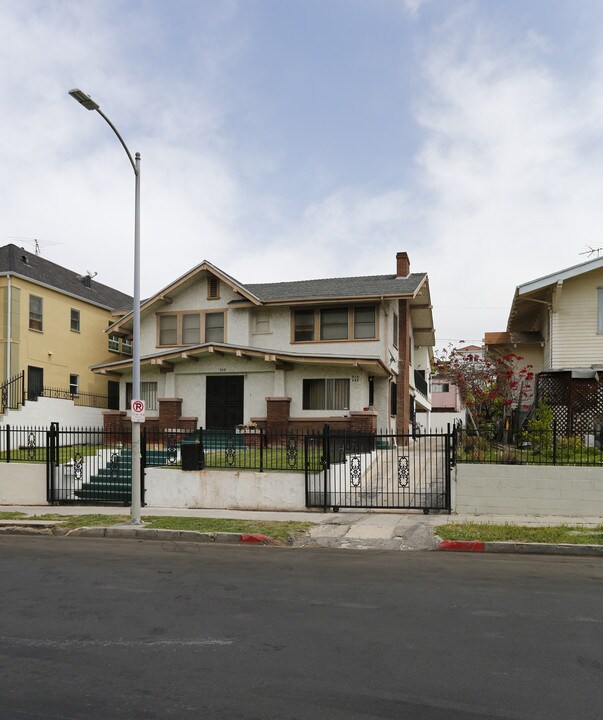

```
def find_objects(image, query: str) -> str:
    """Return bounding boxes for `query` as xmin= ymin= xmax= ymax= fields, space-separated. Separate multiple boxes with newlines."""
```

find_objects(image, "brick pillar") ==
xmin=158 ymin=398 xmax=183 ymax=430
xmin=265 ymin=397 xmax=291 ymax=436
xmin=397 ymin=298 xmax=411 ymax=437
xmin=103 ymin=410 xmax=128 ymax=432
xmin=349 ymin=410 xmax=377 ymax=434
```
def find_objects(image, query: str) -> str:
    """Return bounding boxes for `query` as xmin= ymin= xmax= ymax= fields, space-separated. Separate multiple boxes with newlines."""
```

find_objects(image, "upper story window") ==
xmin=70 ymin=308 xmax=80 ymax=332
xmin=393 ymin=312 xmax=399 ymax=348
xmin=293 ymin=305 xmax=377 ymax=343
xmin=69 ymin=374 xmax=79 ymax=395
xmin=158 ymin=311 xmax=225 ymax=346
xmin=29 ymin=295 xmax=43 ymax=331
xmin=121 ymin=338 xmax=133 ymax=356
xmin=431 ymin=382 xmax=450 ymax=393
xmin=108 ymin=335 xmax=121 ymax=352
xmin=208 ymin=276 xmax=220 ymax=300
xmin=254 ymin=311 xmax=271 ymax=334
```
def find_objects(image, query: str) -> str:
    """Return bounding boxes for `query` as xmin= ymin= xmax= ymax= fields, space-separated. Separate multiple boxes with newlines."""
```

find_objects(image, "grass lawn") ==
xmin=0 ymin=511 xmax=313 ymax=542
xmin=436 ymin=522 xmax=603 ymax=545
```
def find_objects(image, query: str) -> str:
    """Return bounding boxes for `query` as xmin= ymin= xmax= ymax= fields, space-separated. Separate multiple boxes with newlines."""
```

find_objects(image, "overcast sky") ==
xmin=2 ymin=0 xmax=603 ymax=349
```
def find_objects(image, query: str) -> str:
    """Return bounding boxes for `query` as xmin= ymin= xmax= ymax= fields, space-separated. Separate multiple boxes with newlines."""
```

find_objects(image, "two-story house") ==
xmin=485 ymin=255 xmax=603 ymax=433
xmin=0 ymin=244 xmax=132 ymax=412
xmin=94 ymin=251 xmax=435 ymax=435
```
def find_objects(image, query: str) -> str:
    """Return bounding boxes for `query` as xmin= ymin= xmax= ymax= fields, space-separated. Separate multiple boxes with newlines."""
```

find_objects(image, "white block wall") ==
xmin=145 ymin=468 xmax=306 ymax=511
xmin=455 ymin=464 xmax=603 ymax=517
xmin=0 ymin=397 xmax=105 ymax=428
xmin=0 ymin=464 xmax=48 ymax=505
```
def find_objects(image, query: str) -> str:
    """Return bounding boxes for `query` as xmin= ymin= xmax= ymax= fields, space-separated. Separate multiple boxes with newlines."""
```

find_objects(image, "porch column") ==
xmin=396 ymin=298 xmax=411 ymax=437
xmin=265 ymin=396 xmax=291 ymax=436
xmin=273 ymin=368 xmax=286 ymax=397
xmin=164 ymin=370 xmax=176 ymax=397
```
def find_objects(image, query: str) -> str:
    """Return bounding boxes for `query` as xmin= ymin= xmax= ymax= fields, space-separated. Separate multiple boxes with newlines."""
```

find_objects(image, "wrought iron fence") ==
xmin=457 ymin=420 xmax=603 ymax=466
xmin=0 ymin=371 xmax=25 ymax=414
xmin=41 ymin=387 xmax=109 ymax=409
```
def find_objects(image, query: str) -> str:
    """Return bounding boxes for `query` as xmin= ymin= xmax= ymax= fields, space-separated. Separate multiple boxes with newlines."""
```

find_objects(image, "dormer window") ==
xmin=208 ymin=276 xmax=220 ymax=300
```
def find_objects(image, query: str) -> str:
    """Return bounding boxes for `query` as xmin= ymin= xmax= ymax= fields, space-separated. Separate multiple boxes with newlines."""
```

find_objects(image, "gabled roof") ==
xmin=246 ymin=273 xmax=428 ymax=303
xmin=0 ymin=244 xmax=132 ymax=311
xmin=517 ymin=255 xmax=603 ymax=295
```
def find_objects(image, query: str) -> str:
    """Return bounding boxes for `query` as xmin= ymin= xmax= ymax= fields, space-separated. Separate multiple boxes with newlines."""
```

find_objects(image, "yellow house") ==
xmin=0 ymin=244 xmax=132 ymax=410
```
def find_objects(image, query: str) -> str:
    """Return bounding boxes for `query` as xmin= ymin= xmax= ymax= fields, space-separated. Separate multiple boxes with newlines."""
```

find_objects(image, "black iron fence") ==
xmin=458 ymin=420 xmax=603 ymax=466
xmin=0 ymin=372 xmax=25 ymax=414
xmin=41 ymin=387 xmax=109 ymax=409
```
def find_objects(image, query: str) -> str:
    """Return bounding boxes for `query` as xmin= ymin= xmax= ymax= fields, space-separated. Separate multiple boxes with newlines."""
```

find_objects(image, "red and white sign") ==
xmin=131 ymin=399 xmax=145 ymax=423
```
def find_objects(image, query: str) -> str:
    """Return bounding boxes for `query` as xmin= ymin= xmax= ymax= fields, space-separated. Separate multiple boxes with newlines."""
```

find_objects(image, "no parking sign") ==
xmin=131 ymin=399 xmax=145 ymax=423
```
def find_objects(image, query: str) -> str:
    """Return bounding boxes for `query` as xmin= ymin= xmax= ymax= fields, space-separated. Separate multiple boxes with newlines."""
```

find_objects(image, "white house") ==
xmin=93 ymin=251 xmax=435 ymax=436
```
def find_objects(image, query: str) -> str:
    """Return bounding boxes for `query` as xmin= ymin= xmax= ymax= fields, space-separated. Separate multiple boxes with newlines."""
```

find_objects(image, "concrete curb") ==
xmin=438 ymin=539 xmax=603 ymax=557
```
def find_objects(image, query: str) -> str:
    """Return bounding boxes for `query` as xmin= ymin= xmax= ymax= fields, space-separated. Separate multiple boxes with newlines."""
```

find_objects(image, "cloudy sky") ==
xmin=2 ymin=0 xmax=603 ymax=349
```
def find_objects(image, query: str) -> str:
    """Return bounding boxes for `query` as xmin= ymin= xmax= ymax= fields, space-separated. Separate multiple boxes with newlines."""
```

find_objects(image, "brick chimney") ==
xmin=396 ymin=252 xmax=410 ymax=277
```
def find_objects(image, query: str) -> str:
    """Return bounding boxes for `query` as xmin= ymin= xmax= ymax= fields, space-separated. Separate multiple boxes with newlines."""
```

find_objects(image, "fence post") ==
xmin=552 ymin=418 xmax=557 ymax=466
xmin=322 ymin=424 xmax=330 ymax=512
xmin=6 ymin=424 xmax=10 ymax=463
xmin=259 ymin=427 xmax=264 ymax=473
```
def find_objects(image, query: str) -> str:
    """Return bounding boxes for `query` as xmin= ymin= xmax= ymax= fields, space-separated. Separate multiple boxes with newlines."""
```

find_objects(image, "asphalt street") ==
xmin=1 ymin=537 xmax=602 ymax=720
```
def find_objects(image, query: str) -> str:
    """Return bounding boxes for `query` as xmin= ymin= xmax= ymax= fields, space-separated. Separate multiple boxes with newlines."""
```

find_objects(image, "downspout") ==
xmin=5 ymin=274 xmax=11 ymax=382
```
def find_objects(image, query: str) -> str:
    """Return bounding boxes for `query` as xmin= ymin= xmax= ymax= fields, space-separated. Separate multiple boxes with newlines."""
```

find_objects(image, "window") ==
xmin=69 ymin=374 xmax=79 ymax=395
xmin=159 ymin=315 xmax=178 ymax=345
xmin=108 ymin=335 xmax=121 ymax=352
xmin=598 ymin=288 xmax=603 ymax=333
xmin=70 ymin=308 xmax=80 ymax=332
xmin=321 ymin=308 xmax=348 ymax=340
xmin=121 ymin=338 xmax=132 ymax=356
xmin=293 ymin=305 xmax=377 ymax=343
xmin=431 ymin=382 xmax=450 ymax=393
xmin=29 ymin=295 xmax=43 ymax=331
xmin=390 ymin=381 xmax=397 ymax=416
xmin=393 ymin=312 xmax=399 ymax=348
xmin=254 ymin=311 xmax=271 ymax=334
xmin=354 ymin=306 xmax=376 ymax=339
xmin=294 ymin=310 xmax=315 ymax=341
xmin=302 ymin=378 xmax=350 ymax=410
xmin=126 ymin=382 xmax=158 ymax=411
xmin=205 ymin=312 xmax=224 ymax=342
xmin=208 ymin=276 xmax=220 ymax=299
xmin=158 ymin=312 xmax=225 ymax=346
xmin=182 ymin=314 xmax=200 ymax=345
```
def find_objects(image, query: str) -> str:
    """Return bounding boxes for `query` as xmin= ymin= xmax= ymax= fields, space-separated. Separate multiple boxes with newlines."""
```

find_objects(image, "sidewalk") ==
xmin=1 ymin=505 xmax=602 ymax=554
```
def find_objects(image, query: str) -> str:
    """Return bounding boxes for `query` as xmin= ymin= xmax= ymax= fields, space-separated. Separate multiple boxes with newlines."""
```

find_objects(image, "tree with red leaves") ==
xmin=433 ymin=346 xmax=534 ymax=435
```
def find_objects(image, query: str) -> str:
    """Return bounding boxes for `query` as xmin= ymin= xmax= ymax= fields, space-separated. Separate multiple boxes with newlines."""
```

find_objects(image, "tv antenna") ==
xmin=5 ymin=237 xmax=64 ymax=256
xmin=580 ymin=245 xmax=603 ymax=259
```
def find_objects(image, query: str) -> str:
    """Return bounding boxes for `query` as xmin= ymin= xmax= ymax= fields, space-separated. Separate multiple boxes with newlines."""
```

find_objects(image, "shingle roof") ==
xmin=245 ymin=273 xmax=426 ymax=302
xmin=0 ymin=244 xmax=132 ymax=311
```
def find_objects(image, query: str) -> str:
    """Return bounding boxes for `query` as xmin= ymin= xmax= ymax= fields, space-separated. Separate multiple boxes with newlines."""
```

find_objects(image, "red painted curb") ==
xmin=239 ymin=533 xmax=271 ymax=544
xmin=438 ymin=540 xmax=486 ymax=552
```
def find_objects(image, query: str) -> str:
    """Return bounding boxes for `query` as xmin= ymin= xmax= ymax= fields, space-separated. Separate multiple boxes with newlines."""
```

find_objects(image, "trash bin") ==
xmin=181 ymin=434 xmax=203 ymax=471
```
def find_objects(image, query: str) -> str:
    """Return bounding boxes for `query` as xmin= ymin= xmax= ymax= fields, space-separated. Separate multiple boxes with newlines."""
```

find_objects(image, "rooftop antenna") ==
xmin=6 ymin=237 xmax=64 ymax=256
xmin=580 ymin=245 xmax=603 ymax=259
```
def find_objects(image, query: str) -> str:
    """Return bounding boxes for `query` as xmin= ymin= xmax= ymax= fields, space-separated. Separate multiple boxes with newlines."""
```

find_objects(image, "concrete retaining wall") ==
xmin=455 ymin=464 xmax=603 ymax=517
xmin=0 ymin=397 xmax=105 ymax=428
xmin=0 ymin=464 xmax=48 ymax=505
xmin=145 ymin=468 xmax=306 ymax=511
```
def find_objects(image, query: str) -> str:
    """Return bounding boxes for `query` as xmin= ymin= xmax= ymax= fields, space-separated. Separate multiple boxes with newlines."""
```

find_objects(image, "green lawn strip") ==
xmin=0 ymin=511 xmax=28 ymax=520
xmin=436 ymin=522 xmax=603 ymax=545
xmin=29 ymin=513 xmax=313 ymax=541
xmin=0 ymin=445 xmax=104 ymax=464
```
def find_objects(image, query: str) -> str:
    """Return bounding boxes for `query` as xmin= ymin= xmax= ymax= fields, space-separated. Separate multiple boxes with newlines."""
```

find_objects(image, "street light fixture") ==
xmin=68 ymin=88 xmax=143 ymax=525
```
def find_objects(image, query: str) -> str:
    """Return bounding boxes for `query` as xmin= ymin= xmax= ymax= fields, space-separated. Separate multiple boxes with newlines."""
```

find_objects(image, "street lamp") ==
xmin=69 ymin=88 xmax=143 ymax=525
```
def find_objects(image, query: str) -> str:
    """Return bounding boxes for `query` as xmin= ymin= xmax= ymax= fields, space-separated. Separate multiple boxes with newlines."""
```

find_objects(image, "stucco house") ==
xmin=94 ymin=251 xmax=435 ymax=436
xmin=0 ymin=244 xmax=132 ymax=414
xmin=485 ymin=255 xmax=603 ymax=433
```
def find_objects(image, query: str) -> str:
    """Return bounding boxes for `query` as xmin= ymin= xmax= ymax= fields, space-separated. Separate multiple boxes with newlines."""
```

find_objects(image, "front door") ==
xmin=27 ymin=366 xmax=43 ymax=401
xmin=206 ymin=376 xmax=244 ymax=430
xmin=107 ymin=381 xmax=120 ymax=410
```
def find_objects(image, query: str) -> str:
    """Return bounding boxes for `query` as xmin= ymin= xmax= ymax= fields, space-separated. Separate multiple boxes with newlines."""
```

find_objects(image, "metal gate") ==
xmin=304 ymin=427 xmax=453 ymax=512
xmin=46 ymin=424 xmax=141 ymax=505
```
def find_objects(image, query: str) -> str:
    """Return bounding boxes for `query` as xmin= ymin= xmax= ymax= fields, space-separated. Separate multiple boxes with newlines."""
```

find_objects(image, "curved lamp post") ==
xmin=68 ymin=88 xmax=142 ymax=524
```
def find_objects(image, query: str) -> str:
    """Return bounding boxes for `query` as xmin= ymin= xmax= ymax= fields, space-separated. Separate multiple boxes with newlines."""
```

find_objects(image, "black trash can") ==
xmin=181 ymin=435 xmax=203 ymax=471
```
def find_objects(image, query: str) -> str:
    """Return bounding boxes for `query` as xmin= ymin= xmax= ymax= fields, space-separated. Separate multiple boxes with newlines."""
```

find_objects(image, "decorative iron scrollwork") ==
xmin=1 ymin=385 xmax=7 ymax=411
xmin=286 ymin=438 xmax=299 ymax=468
xmin=73 ymin=452 xmax=84 ymax=483
xmin=27 ymin=432 xmax=37 ymax=461
xmin=110 ymin=452 xmax=120 ymax=478
xmin=225 ymin=437 xmax=236 ymax=467
xmin=350 ymin=455 xmax=362 ymax=487
xmin=167 ymin=434 xmax=177 ymax=465
xmin=398 ymin=455 xmax=410 ymax=487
